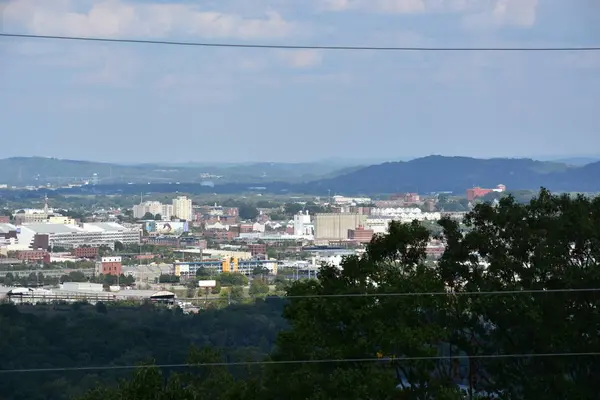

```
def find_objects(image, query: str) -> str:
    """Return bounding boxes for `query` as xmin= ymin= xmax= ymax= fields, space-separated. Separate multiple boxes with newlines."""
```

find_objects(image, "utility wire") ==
xmin=1 ymin=352 xmax=599 ymax=374
xmin=1 ymin=33 xmax=599 ymax=52
xmin=180 ymin=287 xmax=600 ymax=302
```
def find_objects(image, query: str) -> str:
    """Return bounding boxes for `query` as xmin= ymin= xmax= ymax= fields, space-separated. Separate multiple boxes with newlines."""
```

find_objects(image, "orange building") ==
xmin=466 ymin=184 xmax=506 ymax=201
xmin=96 ymin=256 xmax=122 ymax=276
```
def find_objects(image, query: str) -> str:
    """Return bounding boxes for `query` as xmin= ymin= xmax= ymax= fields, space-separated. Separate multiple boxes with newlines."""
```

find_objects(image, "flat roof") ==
xmin=22 ymin=224 xmax=84 ymax=234
xmin=0 ymin=223 xmax=17 ymax=234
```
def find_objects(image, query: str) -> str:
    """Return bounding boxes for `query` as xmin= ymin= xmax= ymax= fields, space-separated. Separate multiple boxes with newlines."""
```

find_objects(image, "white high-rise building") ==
xmin=132 ymin=201 xmax=173 ymax=219
xmin=172 ymin=196 xmax=193 ymax=221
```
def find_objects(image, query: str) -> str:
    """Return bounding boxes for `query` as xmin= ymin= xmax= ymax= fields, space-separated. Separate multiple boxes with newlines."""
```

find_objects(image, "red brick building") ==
xmin=96 ymin=256 xmax=122 ymax=276
xmin=16 ymin=250 xmax=50 ymax=263
xmin=202 ymin=230 xmax=237 ymax=242
xmin=347 ymin=226 xmax=375 ymax=243
xmin=247 ymin=243 xmax=267 ymax=256
xmin=73 ymin=246 xmax=98 ymax=258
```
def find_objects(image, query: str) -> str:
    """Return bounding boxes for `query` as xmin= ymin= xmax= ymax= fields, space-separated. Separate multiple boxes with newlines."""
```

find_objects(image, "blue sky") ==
xmin=0 ymin=0 xmax=599 ymax=163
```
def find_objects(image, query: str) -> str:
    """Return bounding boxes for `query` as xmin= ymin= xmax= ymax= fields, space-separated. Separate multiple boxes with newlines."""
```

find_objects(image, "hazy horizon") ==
xmin=2 ymin=153 xmax=600 ymax=166
xmin=1 ymin=0 xmax=598 ymax=163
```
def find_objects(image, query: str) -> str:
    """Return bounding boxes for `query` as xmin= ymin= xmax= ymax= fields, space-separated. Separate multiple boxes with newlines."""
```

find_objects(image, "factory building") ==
xmin=314 ymin=213 xmax=368 ymax=241
xmin=16 ymin=222 xmax=140 ymax=250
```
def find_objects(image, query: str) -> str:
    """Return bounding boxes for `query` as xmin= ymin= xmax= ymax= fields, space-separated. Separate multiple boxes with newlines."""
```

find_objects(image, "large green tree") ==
xmin=438 ymin=188 xmax=600 ymax=399
xmin=265 ymin=221 xmax=460 ymax=399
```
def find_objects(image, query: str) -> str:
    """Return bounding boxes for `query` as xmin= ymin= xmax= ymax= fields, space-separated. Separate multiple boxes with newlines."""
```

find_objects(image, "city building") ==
xmin=293 ymin=211 xmax=314 ymax=238
xmin=332 ymin=195 xmax=372 ymax=205
xmin=172 ymin=196 xmax=193 ymax=221
xmin=0 ymin=223 xmax=17 ymax=242
xmin=95 ymin=256 xmax=122 ymax=276
xmin=73 ymin=247 xmax=99 ymax=258
xmin=314 ymin=213 xmax=368 ymax=241
xmin=17 ymin=222 xmax=140 ymax=250
xmin=132 ymin=201 xmax=174 ymax=219
xmin=13 ymin=195 xmax=54 ymax=224
xmin=466 ymin=184 xmax=506 ymax=201
xmin=16 ymin=250 xmax=50 ymax=263
xmin=347 ymin=226 xmax=375 ymax=243
xmin=174 ymin=259 xmax=277 ymax=278
xmin=247 ymin=243 xmax=267 ymax=256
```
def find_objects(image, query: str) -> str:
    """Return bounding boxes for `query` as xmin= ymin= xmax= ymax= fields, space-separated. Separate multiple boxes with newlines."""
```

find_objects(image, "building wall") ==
xmin=348 ymin=226 xmax=375 ymax=243
xmin=16 ymin=250 xmax=50 ymax=263
xmin=248 ymin=243 xmax=267 ymax=256
xmin=314 ymin=213 xmax=368 ymax=240
xmin=172 ymin=196 xmax=193 ymax=221
xmin=73 ymin=247 xmax=98 ymax=258
xmin=14 ymin=213 xmax=49 ymax=225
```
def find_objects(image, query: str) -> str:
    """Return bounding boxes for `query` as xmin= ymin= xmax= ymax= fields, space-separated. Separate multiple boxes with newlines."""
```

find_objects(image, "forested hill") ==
xmin=0 ymin=301 xmax=287 ymax=400
xmin=300 ymin=155 xmax=600 ymax=194
xmin=14 ymin=156 xmax=600 ymax=196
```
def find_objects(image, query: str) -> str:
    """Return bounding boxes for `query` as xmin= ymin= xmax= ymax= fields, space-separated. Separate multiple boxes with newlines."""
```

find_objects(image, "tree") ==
xmin=196 ymin=267 xmax=213 ymax=278
xmin=142 ymin=212 xmax=154 ymax=220
xmin=154 ymin=213 xmax=162 ymax=221
xmin=239 ymin=204 xmax=259 ymax=221
xmin=249 ymin=279 xmax=269 ymax=297
xmin=437 ymin=188 xmax=600 ymax=399
xmin=252 ymin=266 xmax=269 ymax=277
xmin=113 ymin=241 xmax=124 ymax=252
xmin=283 ymin=202 xmax=303 ymax=216
xmin=158 ymin=274 xmax=180 ymax=284
xmin=265 ymin=220 xmax=453 ymax=399
xmin=219 ymin=272 xmax=248 ymax=287
xmin=220 ymin=286 xmax=245 ymax=305
xmin=95 ymin=302 xmax=108 ymax=314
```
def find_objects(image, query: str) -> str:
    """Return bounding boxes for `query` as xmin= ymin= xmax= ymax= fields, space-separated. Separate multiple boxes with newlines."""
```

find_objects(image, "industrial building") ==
xmin=15 ymin=222 xmax=140 ymax=250
xmin=2 ymin=285 xmax=176 ymax=305
xmin=314 ymin=213 xmax=368 ymax=241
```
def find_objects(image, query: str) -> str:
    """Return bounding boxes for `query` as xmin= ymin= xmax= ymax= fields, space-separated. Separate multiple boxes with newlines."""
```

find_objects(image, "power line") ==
xmin=1 ymin=352 xmax=599 ymax=374
xmin=179 ymin=287 xmax=600 ymax=302
xmin=1 ymin=33 xmax=599 ymax=52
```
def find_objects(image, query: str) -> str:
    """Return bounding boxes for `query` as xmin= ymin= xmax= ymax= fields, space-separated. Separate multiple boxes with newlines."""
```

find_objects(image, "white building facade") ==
xmin=172 ymin=196 xmax=193 ymax=221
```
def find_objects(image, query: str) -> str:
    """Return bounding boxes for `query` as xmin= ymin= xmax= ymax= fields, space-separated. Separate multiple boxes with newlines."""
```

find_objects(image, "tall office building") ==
xmin=172 ymin=196 xmax=193 ymax=221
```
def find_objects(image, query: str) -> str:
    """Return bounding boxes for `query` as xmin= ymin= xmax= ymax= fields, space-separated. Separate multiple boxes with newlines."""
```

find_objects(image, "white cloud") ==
xmin=278 ymin=49 xmax=323 ymax=68
xmin=318 ymin=0 xmax=538 ymax=27
xmin=463 ymin=0 xmax=539 ymax=28
xmin=3 ymin=0 xmax=297 ymax=39
xmin=319 ymin=0 xmax=426 ymax=13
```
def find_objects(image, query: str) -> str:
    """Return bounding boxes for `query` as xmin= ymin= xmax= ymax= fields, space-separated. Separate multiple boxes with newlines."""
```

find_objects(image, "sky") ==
xmin=0 ymin=0 xmax=599 ymax=164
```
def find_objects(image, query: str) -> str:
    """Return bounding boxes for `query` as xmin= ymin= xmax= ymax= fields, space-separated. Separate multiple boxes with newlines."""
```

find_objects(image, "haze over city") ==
xmin=1 ymin=0 xmax=599 ymax=163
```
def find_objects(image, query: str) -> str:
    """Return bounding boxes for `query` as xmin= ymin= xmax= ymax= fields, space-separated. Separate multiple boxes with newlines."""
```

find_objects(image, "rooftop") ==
xmin=0 ymin=223 xmax=17 ymax=234
xmin=20 ymin=222 xmax=137 ymax=234
xmin=21 ymin=224 xmax=83 ymax=234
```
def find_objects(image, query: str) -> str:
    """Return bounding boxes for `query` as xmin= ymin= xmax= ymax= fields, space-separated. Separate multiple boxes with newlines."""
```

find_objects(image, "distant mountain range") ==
xmin=298 ymin=155 xmax=600 ymax=194
xmin=2 ymin=156 xmax=600 ymax=195
xmin=0 ymin=157 xmax=359 ymax=186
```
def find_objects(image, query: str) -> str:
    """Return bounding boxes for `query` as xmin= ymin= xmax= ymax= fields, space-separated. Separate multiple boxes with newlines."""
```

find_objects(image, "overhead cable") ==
xmin=1 ymin=33 xmax=599 ymax=52
xmin=1 ymin=352 xmax=599 ymax=374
